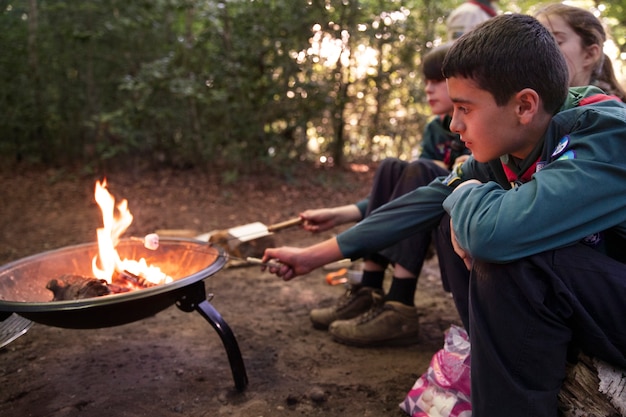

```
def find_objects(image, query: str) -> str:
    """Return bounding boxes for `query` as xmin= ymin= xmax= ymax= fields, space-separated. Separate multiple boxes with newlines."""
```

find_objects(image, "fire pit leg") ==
xmin=176 ymin=282 xmax=248 ymax=392
xmin=195 ymin=299 xmax=249 ymax=392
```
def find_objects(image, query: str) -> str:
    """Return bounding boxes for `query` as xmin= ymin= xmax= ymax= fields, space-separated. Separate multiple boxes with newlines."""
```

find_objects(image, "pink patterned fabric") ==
xmin=400 ymin=326 xmax=472 ymax=417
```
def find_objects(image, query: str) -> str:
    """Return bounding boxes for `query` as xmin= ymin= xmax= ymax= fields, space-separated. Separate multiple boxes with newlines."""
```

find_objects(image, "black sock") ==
xmin=384 ymin=276 xmax=417 ymax=306
xmin=360 ymin=270 xmax=385 ymax=289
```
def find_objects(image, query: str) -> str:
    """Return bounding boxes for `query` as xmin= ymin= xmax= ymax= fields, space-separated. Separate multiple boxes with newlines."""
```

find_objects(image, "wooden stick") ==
xmin=245 ymin=257 xmax=283 ymax=268
xmin=266 ymin=217 xmax=302 ymax=232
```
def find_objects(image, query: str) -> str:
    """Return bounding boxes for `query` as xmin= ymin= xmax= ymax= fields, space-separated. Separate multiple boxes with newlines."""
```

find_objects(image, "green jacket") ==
xmin=419 ymin=115 xmax=470 ymax=169
xmin=338 ymin=86 xmax=626 ymax=263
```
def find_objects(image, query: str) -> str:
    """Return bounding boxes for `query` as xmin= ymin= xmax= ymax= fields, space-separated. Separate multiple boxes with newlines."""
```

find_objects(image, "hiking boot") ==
xmin=328 ymin=301 xmax=420 ymax=347
xmin=310 ymin=285 xmax=383 ymax=330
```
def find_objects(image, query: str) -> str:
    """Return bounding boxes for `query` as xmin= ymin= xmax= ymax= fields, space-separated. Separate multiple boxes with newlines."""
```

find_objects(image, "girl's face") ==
xmin=425 ymin=79 xmax=454 ymax=116
xmin=536 ymin=13 xmax=600 ymax=87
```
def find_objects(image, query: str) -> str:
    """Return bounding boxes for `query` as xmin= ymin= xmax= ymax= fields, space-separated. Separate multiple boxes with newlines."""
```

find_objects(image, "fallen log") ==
xmin=559 ymin=353 xmax=626 ymax=417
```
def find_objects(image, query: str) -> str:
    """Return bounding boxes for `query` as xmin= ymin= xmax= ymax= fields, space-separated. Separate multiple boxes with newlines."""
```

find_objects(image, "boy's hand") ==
xmin=449 ymin=179 xmax=482 ymax=270
xmin=450 ymin=217 xmax=473 ymax=270
xmin=300 ymin=205 xmax=362 ymax=233
xmin=300 ymin=208 xmax=338 ymax=233
xmin=262 ymin=238 xmax=345 ymax=281
xmin=262 ymin=247 xmax=313 ymax=281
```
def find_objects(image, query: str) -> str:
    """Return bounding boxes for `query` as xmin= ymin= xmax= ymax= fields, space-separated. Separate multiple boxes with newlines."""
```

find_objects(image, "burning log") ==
xmin=116 ymin=270 xmax=157 ymax=288
xmin=45 ymin=270 xmax=156 ymax=301
xmin=47 ymin=274 xmax=113 ymax=300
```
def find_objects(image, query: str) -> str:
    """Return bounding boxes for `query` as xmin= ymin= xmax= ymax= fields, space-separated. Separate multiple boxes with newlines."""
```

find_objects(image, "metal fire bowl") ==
xmin=0 ymin=238 xmax=226 ymax=329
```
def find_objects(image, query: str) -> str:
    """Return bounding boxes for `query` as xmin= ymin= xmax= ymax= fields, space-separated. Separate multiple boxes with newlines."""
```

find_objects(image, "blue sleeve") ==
xmin=355 ymin=198 xmax=369 ymax=218
xmin=337 ymin=179 xmax=451 ymax=259
xmin=443 ymin=108 xmax=626 ymax=262
xmin=337 ymin=157 xmax=495 ymax=259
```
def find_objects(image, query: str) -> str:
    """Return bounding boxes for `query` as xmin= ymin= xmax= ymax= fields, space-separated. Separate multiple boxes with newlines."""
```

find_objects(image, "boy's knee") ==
xmin=377 ymin=157 xmax=403 ymax=171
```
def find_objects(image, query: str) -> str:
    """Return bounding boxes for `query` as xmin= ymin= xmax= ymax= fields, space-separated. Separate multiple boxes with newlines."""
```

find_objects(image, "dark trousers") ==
xmin=366 ymin=158 xmax=449 ymax=276
xmin=467 ymin=244 xmax=626 ymax=417
xmin=435 ymin=213 xmax=471 ymax=330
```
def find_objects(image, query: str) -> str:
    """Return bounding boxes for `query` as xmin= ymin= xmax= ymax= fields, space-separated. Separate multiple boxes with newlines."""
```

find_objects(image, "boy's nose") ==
xmin=450 ymin=113 xmax=464 ymax=134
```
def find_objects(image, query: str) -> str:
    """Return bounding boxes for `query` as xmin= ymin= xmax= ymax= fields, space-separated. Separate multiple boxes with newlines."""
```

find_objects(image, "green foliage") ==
xmin=1 ymin=0 xmax=625 ymax=173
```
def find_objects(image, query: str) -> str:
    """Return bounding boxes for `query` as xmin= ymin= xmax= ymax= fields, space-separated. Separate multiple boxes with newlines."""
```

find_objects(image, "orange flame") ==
xmin=92 ymin=179 xmax=172 ymax=286
xmin=92 ymin=179 xmax=133 ymax=282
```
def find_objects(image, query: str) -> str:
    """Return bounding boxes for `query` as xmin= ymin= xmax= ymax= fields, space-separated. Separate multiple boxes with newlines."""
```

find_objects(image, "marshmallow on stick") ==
xmin=131 ymin=233 xmax=160 ymax=250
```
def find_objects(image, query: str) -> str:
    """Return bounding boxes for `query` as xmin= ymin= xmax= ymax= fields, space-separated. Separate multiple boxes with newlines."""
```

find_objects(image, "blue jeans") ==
xmin=469 ymin=244 xmax=626 ymax=416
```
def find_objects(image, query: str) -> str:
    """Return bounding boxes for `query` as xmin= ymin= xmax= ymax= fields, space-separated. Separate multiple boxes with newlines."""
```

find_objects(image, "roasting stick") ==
xmin=131 ymin=234 xmax=282 ymax=268
xmin=244 ymin=257 xmax=282 ymax=268
xmin=158 ymin=217 xmax=303 ymax=245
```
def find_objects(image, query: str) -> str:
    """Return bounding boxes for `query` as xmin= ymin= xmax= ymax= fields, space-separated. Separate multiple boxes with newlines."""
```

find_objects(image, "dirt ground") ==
xmin=0 ymin=163 xmax=462 ymax=417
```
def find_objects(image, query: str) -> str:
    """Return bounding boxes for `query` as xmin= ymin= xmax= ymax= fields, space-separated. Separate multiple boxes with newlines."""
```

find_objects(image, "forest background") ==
xmin=2 ymin=0 xmax=625 ymax=179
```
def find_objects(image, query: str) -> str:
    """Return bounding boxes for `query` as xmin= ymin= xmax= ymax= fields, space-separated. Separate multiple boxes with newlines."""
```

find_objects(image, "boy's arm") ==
xmin=262 ymin=157 xmax=493 ymax=280
xmin=263 ymin=181 xmax=455 ymax=281
xmin=337 ymin=157 xmax=493 ymax=259
xmin=444 ymin=110 xmax=626 ymax=262
xmin=263 ymin=238 xmax=343 ymax=281
xmin=300 ymin=204 xmax=363 ymax=233
xmin=262 ymin=183 xmax=451 ymax=281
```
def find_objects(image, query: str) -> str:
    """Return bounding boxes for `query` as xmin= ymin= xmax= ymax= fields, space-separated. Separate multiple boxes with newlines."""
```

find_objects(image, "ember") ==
xmin=45 ymin=268 xmax=160 ymax=301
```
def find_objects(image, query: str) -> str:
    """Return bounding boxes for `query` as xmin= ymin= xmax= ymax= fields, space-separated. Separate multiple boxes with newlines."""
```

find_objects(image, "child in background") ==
xmin=446 ymin=0 xmax=498 ymax=40
xmin=535 ymin=3 xmax=626 ymax=101
xmin=300 ymin=43 xmax=470 ymax=347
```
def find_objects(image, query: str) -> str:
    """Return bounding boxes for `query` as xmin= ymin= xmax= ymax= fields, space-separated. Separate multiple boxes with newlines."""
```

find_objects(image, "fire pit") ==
xmin=0 ymin=238 xmax=248 ymax=392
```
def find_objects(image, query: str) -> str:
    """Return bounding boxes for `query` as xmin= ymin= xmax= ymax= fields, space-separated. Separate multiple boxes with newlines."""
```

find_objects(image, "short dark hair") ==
xmin=422 ymin=43 xmax=453 ymax=81
xmin=442 ymin=14 xmax=569 ymax=114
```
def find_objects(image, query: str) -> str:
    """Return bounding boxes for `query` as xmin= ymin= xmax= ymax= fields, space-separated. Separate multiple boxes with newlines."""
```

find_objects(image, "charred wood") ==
xmin=46 ymin=274 xmax=112 ymax=300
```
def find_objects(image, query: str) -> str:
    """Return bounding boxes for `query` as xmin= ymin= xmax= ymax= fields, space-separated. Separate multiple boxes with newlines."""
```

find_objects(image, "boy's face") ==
xmin=425 ymin=79 xmax=453 ymax=116
xmin=447 ymin=76 xmax=536 ymax=162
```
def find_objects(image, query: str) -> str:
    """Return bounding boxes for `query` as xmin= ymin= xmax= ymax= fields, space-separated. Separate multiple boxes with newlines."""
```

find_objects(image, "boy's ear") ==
xmin=515 ymin=88 xmax=540 ymax=125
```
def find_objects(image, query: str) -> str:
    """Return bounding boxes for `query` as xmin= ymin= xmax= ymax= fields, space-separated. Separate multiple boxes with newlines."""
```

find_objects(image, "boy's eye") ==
xmin=456 ymin=106 xmax=469 ymax=114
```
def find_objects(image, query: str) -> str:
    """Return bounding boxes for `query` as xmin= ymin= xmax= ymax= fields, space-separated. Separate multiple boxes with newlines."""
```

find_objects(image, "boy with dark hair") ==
xmin=265 ymin=13 xmax=626 ymax=416
xmin=440 ymin=14 xmax=626 ymax=415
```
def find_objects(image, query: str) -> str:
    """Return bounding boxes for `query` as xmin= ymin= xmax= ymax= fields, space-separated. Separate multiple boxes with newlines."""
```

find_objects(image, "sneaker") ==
xmin=328 ymin=301 xmax=420 ymax=347
xmin=310 ymin=285 xmax=383 ymax=330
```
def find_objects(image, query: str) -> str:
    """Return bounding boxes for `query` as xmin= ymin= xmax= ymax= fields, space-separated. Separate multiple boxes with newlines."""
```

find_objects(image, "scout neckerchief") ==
xmin=579 ymin=93 xmax=621 ymax=106
xmin=500 ymin=140 xmax=543 ymax=188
